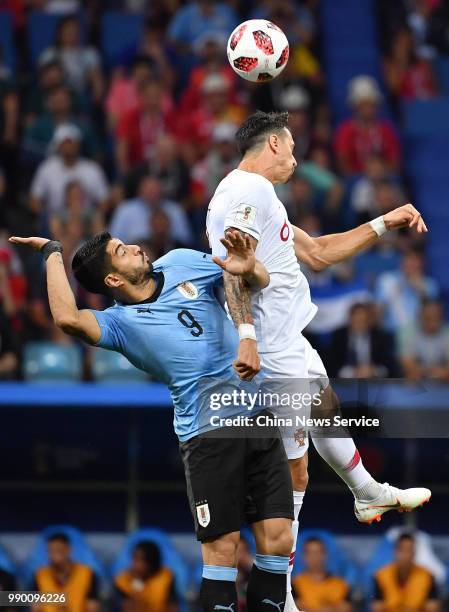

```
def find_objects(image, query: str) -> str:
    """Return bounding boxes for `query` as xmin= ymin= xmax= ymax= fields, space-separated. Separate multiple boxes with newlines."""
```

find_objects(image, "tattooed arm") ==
xmin=9 ymin=236 xmax=100 ymax=344
xmin=222 ymin=228 xmax=261 ymax=380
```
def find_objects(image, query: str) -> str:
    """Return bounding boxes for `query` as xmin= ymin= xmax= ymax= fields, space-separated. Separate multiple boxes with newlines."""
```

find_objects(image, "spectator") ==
xmin=29 ymin=124 xmax=109 ymax=219
xmin=191 ymin=122 xmax=239 ymax=204
xmin=0 ymin=303 xmax=19 ymax=379
xmin=383 ymin=26 xmax=438 ymax=100
xmin=109 ymin=175 xmax=192 ymax=245
xmin=138 ymin=22 xmax=175 ymax=91
xmin=168 ymin=0 xmax=238 ymax=52
xmin=39 ymin=15 xmax=104 ymax=103
xmin=399 ymin=299 xmax=449 ymax=381
xmin=0 ymin=233 xmax=27 ymax=321
xmin=24 ymin=59 xmax=82 ymax=126
xmin=114 ymin=540 xmax=179 ymax=612
xmin=24 ymin=84 xmax=99 ymax=160
xmin=147 ymin=208 xmax=187 ymax=259
xmin=334 ymin=76 xmax=401 ymax=175
xmin=176 ymin=73 xmax=246 ymax=161
xmin=372 ymin=533 xmax=440 ymax=612
xmin=327 ymin=302 xmax=398 ymax=378
xmin=50 ymin=180 xmax=103 ymax=245
xmin=279 ymin=85 xmax=312 ymax=159
xmin=292 ymin=537 xmax=352 ymax=612
xmin=115 ymin=80 xmax=175 ymax=175
xmin=351 ymin=155 xmax=396 ymax=222
xmin=375 ymin=248 xmax=439 ymax=332
xmin=105 ymin=56 xmax=154 ymax=130
xmin=125 ymin=134 xmax=190 ymax=204
xmin=354 ymin=233 xmax=401 ymax=290
xmin=31 ymin=533 xmax=100 ymax=612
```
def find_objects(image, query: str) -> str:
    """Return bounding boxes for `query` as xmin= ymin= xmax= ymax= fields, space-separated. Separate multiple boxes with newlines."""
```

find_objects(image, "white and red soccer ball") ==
xmin=227 ymin=19 xmax=289 ymax=83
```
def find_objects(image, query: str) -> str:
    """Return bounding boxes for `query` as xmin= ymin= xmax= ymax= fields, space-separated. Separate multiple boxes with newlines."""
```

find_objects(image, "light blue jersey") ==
xmin=91 ymin=249 xmax=243 ymax=441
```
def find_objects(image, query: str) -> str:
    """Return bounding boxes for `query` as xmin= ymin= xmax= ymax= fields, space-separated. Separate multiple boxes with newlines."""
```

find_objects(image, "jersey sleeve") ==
xmin=89 ymin=308 xmax=121 ymax=350
xmin=223 ymin=179 xmax=271 ymax=242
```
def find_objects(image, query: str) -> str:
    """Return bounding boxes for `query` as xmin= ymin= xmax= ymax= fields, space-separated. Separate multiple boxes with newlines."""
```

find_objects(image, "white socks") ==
xmin=286 ymin=491 xmax=304 ymax=596
xmin=310 ymin=436 xmax=382 ymax=501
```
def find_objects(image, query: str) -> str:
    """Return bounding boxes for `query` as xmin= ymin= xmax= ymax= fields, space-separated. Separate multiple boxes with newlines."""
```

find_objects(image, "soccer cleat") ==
xmin=354 ymin=483 xmax=432 ymax=524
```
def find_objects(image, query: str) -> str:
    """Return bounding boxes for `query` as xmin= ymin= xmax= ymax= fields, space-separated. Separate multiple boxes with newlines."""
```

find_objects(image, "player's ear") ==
xmin=268 ymin=133 xmax=279 ymax=153
xmin=104 ymin=273 xmax=123 ymax=289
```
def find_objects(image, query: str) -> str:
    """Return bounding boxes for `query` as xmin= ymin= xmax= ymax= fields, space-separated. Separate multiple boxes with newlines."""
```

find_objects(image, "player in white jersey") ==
xmin=206 ymin=111 xmax=431 ymax=612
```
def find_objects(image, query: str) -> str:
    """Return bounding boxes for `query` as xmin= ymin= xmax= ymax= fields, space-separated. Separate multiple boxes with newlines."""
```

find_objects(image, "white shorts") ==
xmin=260 ymin=335 xmax=329 ymax=460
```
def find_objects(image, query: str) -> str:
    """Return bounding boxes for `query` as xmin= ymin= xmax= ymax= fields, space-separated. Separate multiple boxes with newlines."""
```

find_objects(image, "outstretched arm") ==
xmin=213 ymin=230 xmax=269 ymax=289
xmin=9 ymin=237 xmax=100 ymax=344
xmin=293 ymin=203 xmax=428 ymax=271
xmin=217 ymin=229 xmax=262 ymax=381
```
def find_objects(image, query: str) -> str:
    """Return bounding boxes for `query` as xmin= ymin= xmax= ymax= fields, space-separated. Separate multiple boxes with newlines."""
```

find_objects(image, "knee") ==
xmin=202 ymin=532 xmax=239 ymax=568
xmin=289 ymin=457 xmax=309 ymax=492
xmin=256 ymin=520 xmax=294 ymax=557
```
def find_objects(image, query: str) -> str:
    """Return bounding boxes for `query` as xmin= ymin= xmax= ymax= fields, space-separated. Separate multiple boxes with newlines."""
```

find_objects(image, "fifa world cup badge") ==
xmin=196 ymin=502 xmax=210 ymax=527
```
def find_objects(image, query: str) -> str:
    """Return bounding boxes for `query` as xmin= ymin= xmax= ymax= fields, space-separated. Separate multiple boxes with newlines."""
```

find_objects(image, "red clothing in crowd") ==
xmin=116 ymin=104 xmax=176 ymax=167
xmin=399 ymin=61 xmax=437 ymax=99
xmin=334 ymin=118 xmax=401 ymax=174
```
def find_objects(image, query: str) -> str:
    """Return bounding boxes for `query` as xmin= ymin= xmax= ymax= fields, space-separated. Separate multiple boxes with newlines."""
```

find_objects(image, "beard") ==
xmin=125 ymin=260 xmax=154 ymax=286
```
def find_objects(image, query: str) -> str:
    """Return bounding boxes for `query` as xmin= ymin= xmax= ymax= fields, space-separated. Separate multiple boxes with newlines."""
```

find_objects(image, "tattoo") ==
xmin=222 ymin=228 xmax=256 ymax=326
xmin=223 ymin=273 xmax=254 ymax=326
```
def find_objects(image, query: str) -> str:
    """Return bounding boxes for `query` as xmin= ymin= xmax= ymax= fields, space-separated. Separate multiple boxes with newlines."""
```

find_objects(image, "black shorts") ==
xmin=179 ymin=412 xmax=294 ymax=541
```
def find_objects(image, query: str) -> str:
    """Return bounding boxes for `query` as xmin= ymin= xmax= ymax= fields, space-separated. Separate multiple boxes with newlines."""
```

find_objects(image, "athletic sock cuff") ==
xmin=254 ymin=554 xmax=289 ymax=574
xmin=202 ymin=565 xmax=238 ymax=582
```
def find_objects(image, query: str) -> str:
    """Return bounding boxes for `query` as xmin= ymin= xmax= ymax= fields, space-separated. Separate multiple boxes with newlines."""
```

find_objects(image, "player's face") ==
xmin=303 ymin=541 xmax=326 ymax=572
xmin=107 ymin=238 xmax=153 ymax=287
xmin=396 ymin=539 xmax=415 ymax=566
xmin=48 ymin=541 xmax=70 ymax=566
xmin=275 ymin=128 xmax=297 ymax=184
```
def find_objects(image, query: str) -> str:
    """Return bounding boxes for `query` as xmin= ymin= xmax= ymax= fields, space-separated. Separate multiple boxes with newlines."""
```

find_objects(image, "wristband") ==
xmin=369 ymin=216 xmax=388 ymax=237
xmin=238 ymin=323 xmax=257 ymax=341
xmin=42 ymin=240 xmax=63 ymax=260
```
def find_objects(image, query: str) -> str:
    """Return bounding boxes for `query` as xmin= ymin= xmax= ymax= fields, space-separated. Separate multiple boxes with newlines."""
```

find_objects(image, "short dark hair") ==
xmin=72 ymin=231 xmax=113 ymax=295
xmin=134 ymin=541 xmax=161 ymax=573
xmin=396 ymin=533 xmax=415 ymax=547
xmin=47 ymin=533 xmax=70 ymax=546
xmin=304 ymin=537 xmax=325 ymax=548
xmin=235 ymin=111 xmax=290 ymax=156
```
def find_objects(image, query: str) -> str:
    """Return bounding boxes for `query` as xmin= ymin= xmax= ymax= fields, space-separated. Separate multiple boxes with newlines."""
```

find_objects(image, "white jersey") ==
xmin=206 ymin=168 xmax=317 ymax=353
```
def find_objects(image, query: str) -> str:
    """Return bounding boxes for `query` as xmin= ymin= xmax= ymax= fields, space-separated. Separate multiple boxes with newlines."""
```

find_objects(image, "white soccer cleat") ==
xmin=354 ymin=482 xmax=432 ymax=524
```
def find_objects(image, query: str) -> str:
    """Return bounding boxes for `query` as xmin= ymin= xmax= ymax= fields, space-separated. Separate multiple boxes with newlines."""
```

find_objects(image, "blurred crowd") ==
xmin=0 ymin=0 xmax=448 ymax=381
xmin=0 ymin=526 xmax=446 ymax=612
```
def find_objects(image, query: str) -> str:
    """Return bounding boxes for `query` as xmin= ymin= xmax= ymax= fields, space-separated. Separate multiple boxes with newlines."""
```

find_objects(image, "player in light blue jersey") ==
xmin=11 ymin=231 xmax=295 ymax=612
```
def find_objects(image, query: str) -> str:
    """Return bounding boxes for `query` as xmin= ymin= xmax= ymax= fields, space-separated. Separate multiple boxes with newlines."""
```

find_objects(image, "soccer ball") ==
xmin=227 ymin=19 xmax=289 ymax=83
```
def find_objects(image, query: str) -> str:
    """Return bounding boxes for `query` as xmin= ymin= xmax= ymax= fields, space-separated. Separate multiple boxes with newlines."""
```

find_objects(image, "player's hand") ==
xmin=234 ymin=338 xmax=260 ymax=380
xmin=9 ymin=236 xmax=51 ymax=250
xmin=212 ymin=230 xmax=256 ymax=277
xmin=383 ymin=204 xmax=428 ymax=233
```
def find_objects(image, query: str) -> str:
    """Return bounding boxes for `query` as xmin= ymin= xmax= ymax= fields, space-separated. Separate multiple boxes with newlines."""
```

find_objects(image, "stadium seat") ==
xmin=110 ymin=528 xmax=189 ymax=602
xmin=435 ymin=57 xmax=449 ymax=96
xmin=292 ymin=528 xmax=359 ymax=588
xmin=27 ymin=11 xmax=86 ymax=68
xmin=92 ymin=348 xmax=148 ymax=383
xmin=23 ymin=342 xmax=82 ymax=382
xmin=0 ymin=13 xmax=15 ymax=73
xmin=403 ymin=98 xmax=449 ymax=138
xmin=100 ymin=12 xmax=145 ymax=70
xmin=0 ymin=543 xmax=15 ymax=574
xmin=20 ymin=525 xmax=106 ymax=587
